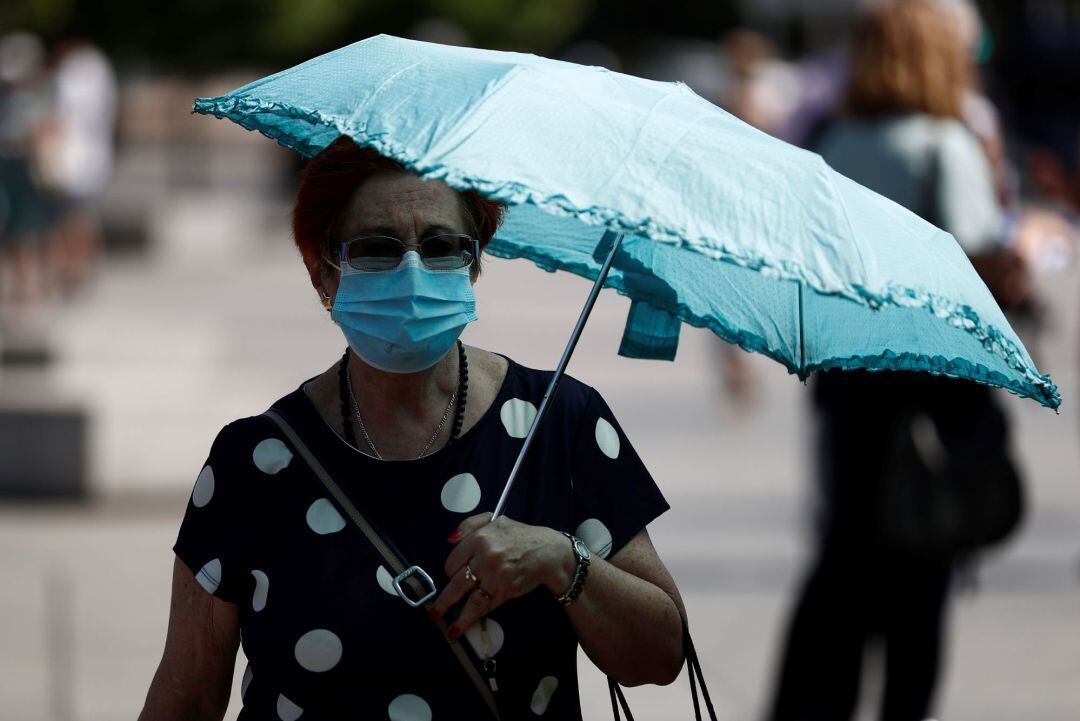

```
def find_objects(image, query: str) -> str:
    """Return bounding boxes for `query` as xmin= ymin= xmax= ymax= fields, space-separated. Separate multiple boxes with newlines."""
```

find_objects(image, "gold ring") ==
xmin=477 ymin=587 xmax=492 ymax=599
xmin=464 ymin=564 xmax=479 ymax=584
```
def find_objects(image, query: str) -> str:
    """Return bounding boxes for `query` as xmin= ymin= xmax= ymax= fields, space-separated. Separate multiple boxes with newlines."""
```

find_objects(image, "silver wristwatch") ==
xmin=556 ymin=531 xmax=591 ymax=605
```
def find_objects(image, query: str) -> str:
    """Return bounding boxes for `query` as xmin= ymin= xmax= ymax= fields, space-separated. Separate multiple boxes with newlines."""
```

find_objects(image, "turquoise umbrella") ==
xmin=193 ymin=34 xmax=1059 ymax=514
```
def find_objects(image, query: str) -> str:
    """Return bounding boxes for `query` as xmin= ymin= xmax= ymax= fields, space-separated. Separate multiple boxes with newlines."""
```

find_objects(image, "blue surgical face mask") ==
xmin=330 ymin=251 xmax=477 ymax=373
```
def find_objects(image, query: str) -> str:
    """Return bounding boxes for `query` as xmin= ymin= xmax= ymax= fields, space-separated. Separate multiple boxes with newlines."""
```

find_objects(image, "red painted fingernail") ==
xmin=447 ymin=530 xmax=463 ymax=542
xmin=448 ymin=625 xmax=461 ymax=640
xmin=428 ymin=608 xmax=442 ymax=621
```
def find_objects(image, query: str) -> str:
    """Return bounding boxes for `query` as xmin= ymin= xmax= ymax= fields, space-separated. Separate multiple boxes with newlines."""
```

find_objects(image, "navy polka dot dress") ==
xmin=173 ymin=355 xmax=670 ymax=720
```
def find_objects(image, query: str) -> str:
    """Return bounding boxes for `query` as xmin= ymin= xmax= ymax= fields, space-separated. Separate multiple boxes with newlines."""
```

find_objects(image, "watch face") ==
xmin=574 ymin=538 xmax=591 ymax=561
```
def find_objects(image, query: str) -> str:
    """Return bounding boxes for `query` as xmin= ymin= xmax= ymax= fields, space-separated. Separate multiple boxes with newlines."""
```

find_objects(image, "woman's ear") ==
xmin=304 ymin=254 xmax=337 ymax=305
xmin=319 ymin=263 xmax=338 ymax=296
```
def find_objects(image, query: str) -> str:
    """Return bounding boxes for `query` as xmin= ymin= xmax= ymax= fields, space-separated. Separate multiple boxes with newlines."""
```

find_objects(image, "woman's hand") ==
xmin=429 ymin=512 xmax=573 ymax=639
xmin=431 ymin=514 xmax=686 ymax=686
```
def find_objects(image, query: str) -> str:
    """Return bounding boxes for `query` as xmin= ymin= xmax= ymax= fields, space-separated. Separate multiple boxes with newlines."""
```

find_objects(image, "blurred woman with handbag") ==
xmin=768 ymin=3 xmax=1025 ymax=720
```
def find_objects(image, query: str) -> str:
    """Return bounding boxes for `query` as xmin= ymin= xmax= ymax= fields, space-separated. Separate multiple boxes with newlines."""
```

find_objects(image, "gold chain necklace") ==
xmin=345 ymin=365 xmax=457 ymax=461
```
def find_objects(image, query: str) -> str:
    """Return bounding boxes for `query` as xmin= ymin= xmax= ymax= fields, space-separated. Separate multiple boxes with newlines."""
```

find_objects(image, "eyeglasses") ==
xmin=330 ymin=233 xmax=480 ymax=272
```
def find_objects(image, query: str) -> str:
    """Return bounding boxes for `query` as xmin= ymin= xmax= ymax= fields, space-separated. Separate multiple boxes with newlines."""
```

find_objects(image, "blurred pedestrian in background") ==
xmin=0 ymin=32 xmax=116 ymax=338
xmin=767 ymin=2 xmax=1025 ymax=720
xmin=36 ymin=38 xmax=117 ymax=301
xmin=719 ymin=29 xmax=799 ymax=141
xmin=0 ymin=32 xmax=50 ymax=310
xmin=946 ymin=0 xmax=1074 ymax=337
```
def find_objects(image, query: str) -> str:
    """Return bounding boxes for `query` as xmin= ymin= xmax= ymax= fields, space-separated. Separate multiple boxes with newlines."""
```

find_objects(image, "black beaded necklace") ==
xmin=337 ymin=341 xmax=469 ymax=456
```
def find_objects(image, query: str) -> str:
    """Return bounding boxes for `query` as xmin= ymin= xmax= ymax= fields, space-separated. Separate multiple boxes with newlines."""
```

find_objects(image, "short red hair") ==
xmin=292 ymin=136 xmax=505 ymax=280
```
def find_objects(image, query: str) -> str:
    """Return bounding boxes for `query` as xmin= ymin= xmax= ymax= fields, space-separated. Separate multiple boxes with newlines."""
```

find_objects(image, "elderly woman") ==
xmin=138 ymin=136 xmax=686 ymax=720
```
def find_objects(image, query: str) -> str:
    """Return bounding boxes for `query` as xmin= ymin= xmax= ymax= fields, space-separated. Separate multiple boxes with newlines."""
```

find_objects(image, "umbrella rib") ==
xmin=797 ymin=280 xmax=806 ymax=381
xmin=490 ymin=231 xmax=625 ymax=522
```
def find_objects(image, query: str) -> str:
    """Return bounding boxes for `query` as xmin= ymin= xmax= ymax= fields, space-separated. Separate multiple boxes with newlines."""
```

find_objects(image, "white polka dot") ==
xmin=241 ymin=664 xmax=253 ymax=701
xmin=575 ymin=518 xmax=613 ymax=559
xmin=388 ymin=694 xmax=432 ymax=721
xmin=376 ymin=565 xmax=399 ymax=596
xmin=253 ymin=438 xmax=293 ymax=474
xmin=251 ymin=570 xmax=269 ymax=612
xmin=191 ymin=465 xmax=215 ymax=507
xmin=440 ymin=473 xmax=482 ymax=513
xmin=294 ymin=629 xmax=342 ymax=672
xmin=530 ymin=675 xmax=560 ymax=715
xmin=595 ymin=418 xmax=620 ymax=459
xmin=276 ymin=693 xmax=303 ymax=721
xmin=195 ymin=558 xmax=222 ymax=595
xmin=464 ymin=618 xmax=504 ymax=658
xmin=306 ymin=498 xmax=345 ymax=535
xmin=500 ymin=398 xmax=538 ymax=438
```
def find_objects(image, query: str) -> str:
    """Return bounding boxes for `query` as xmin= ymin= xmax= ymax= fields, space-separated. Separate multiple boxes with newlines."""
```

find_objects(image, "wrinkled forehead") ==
xmin=338 ymin=169 xmax=470 ymax=238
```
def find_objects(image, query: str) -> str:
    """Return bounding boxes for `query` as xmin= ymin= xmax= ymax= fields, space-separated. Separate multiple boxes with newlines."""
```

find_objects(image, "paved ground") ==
xmin=1 ymin=188 xmax=1077 ymax=721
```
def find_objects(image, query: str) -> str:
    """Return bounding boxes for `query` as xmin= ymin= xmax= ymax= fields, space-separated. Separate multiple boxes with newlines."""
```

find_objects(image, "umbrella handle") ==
xmin=490 ymin=230 xmax=625 ymax=522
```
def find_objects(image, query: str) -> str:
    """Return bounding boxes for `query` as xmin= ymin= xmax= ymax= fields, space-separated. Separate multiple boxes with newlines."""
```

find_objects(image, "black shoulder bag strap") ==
xmin=261 ymin=408 xmax=502 ymax=721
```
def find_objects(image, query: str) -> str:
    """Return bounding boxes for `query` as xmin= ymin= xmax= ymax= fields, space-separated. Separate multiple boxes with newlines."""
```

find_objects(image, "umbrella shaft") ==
xmin=491 ymin=231 xmax=625 ymax=522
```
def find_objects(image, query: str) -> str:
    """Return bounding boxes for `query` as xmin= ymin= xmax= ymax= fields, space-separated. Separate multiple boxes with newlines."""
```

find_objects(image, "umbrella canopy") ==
xmin=193 ymin=33 xmax=1059 ymax=409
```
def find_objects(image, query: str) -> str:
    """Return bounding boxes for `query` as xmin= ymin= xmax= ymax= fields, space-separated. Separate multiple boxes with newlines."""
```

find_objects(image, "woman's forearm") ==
xmin=138 ymin=657 xmax=230 ymax=721
xmin=542 ymin=529 xmax=684 ymax=687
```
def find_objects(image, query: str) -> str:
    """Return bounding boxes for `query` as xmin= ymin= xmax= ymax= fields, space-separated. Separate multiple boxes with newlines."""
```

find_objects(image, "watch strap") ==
xmin=556 ymin=531 xmax=590 ymax=605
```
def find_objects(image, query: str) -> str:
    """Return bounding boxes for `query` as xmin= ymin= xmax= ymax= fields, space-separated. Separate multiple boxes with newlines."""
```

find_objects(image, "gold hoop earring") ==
xmin=321 ymin=293 xmax=332 ymax=312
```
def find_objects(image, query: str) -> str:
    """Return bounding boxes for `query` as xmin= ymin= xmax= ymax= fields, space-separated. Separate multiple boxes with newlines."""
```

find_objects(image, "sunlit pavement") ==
xmin=1 ymin=216 xmax=1077 ymax=720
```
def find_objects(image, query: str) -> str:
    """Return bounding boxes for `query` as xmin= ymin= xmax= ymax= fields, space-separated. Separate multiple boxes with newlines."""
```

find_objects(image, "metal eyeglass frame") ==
xmin=324 ymin=230 xmax=480 ymax=273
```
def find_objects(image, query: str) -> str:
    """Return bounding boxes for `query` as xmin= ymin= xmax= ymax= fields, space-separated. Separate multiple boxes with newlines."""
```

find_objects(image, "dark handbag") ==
xmin=875 ymin=132 xmax=1027 ymax=560
xmin=876 ymin=391 xmax=1024 ymax=559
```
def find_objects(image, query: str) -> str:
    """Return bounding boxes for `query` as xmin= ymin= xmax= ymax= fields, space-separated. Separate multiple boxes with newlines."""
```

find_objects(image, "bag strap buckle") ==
xmin=393 ymin=565 xmax=438 ymax=608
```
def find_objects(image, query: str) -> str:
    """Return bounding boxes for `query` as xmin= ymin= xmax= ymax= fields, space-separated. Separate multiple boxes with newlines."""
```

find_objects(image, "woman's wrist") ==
xmin=540 ymin=527 xmax=578 ymax=595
